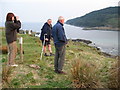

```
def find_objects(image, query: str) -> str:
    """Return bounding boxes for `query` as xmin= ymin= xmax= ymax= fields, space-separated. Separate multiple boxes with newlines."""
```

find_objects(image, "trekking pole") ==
xmin=40 ymin=34 xmax=47 ymax=60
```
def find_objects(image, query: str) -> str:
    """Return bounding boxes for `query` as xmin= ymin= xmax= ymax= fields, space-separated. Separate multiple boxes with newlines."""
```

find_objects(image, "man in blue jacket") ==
xmin=52 ymin=16 xmax=67 ymax=74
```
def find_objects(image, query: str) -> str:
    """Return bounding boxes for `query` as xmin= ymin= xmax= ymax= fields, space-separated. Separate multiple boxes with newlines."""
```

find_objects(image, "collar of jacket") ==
xmin=45 ymin=22 xmax=49 ymax=26
xmin=45 ymin=22 xmax=52 ymax=28
xmin=57 ymin=21 xmax=64 ymax=26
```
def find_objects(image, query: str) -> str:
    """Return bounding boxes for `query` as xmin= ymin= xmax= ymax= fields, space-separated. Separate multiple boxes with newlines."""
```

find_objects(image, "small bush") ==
xmin=70 ymin=58 xmax=103 ymax=88
xmin=107 ymin=60 xmax=119 ymax=88
xmin=2 ymin=66 xmax=13 ymax=87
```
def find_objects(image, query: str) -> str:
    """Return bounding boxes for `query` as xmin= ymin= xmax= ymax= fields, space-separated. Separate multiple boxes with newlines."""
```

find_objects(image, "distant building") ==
xmin=19 ymin=30 xmax=25 ymax=34
xmin=28 ymin=30 xmax=32 ymax=34
xmin=34 ymin=32 xmax=40 ymax=37
xmin=19 ymin=30 xmax=33 ymax=34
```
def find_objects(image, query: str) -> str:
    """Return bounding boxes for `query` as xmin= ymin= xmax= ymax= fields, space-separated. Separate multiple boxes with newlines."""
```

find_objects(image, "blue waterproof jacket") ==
xmin=52 ymin=21 xmax=67 ymax=46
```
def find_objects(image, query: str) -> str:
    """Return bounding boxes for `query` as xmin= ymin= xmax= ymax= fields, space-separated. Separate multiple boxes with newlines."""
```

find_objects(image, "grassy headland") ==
xmin=66 ymin=6 xmax=120 ymax=31
xmin=1 ymin=28 xmax=119 ymax=88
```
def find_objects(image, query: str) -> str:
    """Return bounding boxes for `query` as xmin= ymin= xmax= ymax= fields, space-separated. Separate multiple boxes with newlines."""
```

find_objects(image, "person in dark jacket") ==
xmin=40 ymin=19 xmax=54 ymax=56
xmin=5 ymin=12 xmax=21 ymax=67
xmin=52 ymin=16 xmax=67 ymax=74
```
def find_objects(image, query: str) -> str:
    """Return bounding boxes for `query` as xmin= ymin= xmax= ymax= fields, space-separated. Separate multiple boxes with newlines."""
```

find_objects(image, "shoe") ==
xmin=55 ymin=70 xmax=66 ymax=74
xmin=10 ymin=64 xmax=18 ymax=67
xmin=44 ymin=53 xmax=49 ymax=56
xmin=50 ymin=53 xmax=54 ymax=56
xmin=58 ymin=71 xmax=66 ymax=74
xmin=54 ymin=70 xmax=59 ymax=73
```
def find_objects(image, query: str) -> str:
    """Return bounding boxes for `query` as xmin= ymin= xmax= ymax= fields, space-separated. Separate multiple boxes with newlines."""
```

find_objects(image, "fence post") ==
xmin=19 ymin=37 xmax=23 ymax=62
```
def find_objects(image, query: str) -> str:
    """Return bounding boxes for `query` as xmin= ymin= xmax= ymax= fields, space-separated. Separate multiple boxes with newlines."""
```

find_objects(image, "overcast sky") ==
xmin=0 ymin=0 xmax=119 ymax=23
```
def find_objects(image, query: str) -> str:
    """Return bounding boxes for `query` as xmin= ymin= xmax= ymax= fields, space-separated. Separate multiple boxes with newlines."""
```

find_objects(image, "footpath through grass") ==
xmin=1 ymin=29 xmax=119 ymax=88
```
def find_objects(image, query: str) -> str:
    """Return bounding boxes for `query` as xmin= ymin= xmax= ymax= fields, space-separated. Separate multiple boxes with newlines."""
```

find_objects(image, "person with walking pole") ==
xmin=52 ymin=16 xmax=67 ymax=74
xmin=40 ymin=19 xmax=54 ymax=57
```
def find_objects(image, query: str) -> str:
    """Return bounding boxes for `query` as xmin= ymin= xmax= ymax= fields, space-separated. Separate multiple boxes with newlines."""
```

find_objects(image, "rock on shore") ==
xmin=68 ymin=39 xmax=92 ymax=44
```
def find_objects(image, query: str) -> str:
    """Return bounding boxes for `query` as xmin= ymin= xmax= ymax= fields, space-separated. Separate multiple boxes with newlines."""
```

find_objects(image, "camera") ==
xmin=14 ymin=16 xmax=20 ymax=33
xmin=14 ymin=16 xmax=17 ymax=23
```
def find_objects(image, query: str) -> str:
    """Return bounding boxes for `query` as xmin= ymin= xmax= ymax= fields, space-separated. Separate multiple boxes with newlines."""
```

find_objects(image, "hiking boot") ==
xmin=44 ymin=53 xmax=49 ymax=56
xmin=50 ymin=53 xmax=54 ymax=56
xmin=58 ymin=71 xmax=66 ymax=74
xmin=55 ymin=70 xmax=66 ymax=74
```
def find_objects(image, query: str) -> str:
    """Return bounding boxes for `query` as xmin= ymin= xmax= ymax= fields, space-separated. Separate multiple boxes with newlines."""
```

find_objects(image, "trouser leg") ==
xmin=54 ymin=46 xmax=59 ymax=71
xmin=58 ymin=45 xmax=66 ymax=71
xmin=8 ymin=41 xmax=17 ymax=65
xmin=8 ymin=42 xmax=14 ymax=65
xmin=13 ymin=41 xmax=17 ymax=63
xmin=54 ymin=45 xmax=66 ymax=71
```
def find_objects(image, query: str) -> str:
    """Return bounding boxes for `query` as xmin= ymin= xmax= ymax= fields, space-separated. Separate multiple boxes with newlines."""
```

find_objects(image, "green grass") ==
xmin=1 ymin=29 xmax=118 ymax=88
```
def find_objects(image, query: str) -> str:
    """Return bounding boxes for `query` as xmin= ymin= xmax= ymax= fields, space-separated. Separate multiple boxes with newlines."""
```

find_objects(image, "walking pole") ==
xmin=40 ymin=34 xmax=47 ymax=60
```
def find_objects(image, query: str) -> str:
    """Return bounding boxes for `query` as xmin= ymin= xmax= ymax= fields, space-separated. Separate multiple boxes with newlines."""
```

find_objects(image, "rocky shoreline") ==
xmin=68 ymin=39 xmax=92 ymax=44
xmin=68 ymin=39 xmax=118 ymax=58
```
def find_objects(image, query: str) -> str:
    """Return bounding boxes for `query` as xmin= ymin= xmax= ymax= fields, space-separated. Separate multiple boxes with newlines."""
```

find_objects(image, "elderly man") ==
xmin=40 ymin=19 xmax=54 ymax=56
xmin=52 ymin=16 xmax=67 ymax=74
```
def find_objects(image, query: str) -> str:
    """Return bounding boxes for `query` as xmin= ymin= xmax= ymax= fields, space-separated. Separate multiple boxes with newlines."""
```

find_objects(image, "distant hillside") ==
xmin=66 ymin=6 xmax=120 ymax=28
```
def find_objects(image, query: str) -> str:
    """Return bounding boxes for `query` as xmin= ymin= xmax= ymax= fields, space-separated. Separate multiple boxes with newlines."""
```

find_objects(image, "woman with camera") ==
xmin=5 ymin=12 xmax=21 ymax=67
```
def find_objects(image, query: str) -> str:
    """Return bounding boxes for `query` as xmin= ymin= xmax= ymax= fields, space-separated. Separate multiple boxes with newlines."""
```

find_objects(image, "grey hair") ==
xmin=58 ymin=16 xmax=64 ymax=20
xmin=47 ymin=19 xmax=52 ymax=21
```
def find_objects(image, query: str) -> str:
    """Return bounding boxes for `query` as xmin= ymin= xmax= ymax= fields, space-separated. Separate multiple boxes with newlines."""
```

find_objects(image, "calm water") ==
xmin=64 ymin=24 xmax=118 ymax=56
xmin=1 ymin=22 xmax=119 ymax=56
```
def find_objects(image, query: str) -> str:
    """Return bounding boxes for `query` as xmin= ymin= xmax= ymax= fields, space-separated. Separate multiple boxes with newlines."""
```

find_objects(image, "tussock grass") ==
xmin=70 ymin=58 xmax=103 ymax=88
xmin=2 ymin=65 xmax=13 ymax=87
xmin=107 ymin=60 xmax=119 ymax=88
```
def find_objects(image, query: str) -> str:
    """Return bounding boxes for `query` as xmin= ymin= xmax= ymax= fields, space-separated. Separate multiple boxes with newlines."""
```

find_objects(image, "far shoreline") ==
xmin=65 ymin=24 xmax=120 ymax=31
xmin=82 ymin=27 xmax=120 ymax=31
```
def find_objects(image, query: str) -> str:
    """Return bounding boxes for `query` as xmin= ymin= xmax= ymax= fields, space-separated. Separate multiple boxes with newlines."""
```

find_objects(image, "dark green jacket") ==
xmin=5 ymin=21 xmax=21 ymax=44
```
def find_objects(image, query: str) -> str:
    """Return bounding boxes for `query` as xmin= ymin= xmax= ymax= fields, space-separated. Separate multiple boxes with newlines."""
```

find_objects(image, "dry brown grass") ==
xmin=70 ymin=58 xmax=103 ymax=88
xmin=107 ymin=60 xmax=119 ymax=88
xmin=2 ymin=66 xmax=12 ymax=87
xmin=0 ymin=46 xmax=8 ymax=54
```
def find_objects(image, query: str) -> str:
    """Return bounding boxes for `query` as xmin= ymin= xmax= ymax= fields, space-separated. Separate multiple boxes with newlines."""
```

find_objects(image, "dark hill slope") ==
xmin=66 ymin=6 xmax=120 ymax=28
